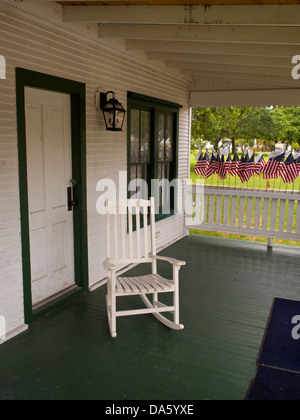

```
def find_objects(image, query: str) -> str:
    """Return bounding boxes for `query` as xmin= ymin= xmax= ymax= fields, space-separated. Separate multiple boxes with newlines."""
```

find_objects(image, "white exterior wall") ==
xmin=0 ymin=1 xmax=190 ymax=340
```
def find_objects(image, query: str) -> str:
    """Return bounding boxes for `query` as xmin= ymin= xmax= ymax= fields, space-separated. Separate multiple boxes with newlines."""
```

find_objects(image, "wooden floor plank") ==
xmin=0 ymin=235 xmax=299 ymax=400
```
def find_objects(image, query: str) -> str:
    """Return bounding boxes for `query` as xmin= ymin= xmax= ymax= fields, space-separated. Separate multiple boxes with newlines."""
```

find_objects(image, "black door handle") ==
xmin=67 ymin=186 xmax=76 ymax=211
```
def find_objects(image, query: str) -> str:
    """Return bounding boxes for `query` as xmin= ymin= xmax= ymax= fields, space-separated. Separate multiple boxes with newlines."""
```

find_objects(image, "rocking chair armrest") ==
xmin=103 ymin=259 xmax=116 ymax=271
xmin=153 ymin=255 xmax=186 ymax=267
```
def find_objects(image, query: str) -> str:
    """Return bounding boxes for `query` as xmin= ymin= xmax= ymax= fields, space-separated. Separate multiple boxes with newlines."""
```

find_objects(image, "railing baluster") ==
xmin=215 ymin=195 xmax=222 ymax=226
xmin=287 ymin=200 xmax=295 ymax=233
xmin=253 ymin=197 xmax=261 ymax=231
xmin=269 ymin=198 xmax=278 ymax=232
xmin=223 ymin=195 xmax=230 ymax=226
xmin=208 ymin=195 xmax=214 ymax=225
xmin=262 ymin=198 xmax=270 ymax=231
xmin=295 ymin=200 xmax=300 ymax=234
xmin=230 ymin=195 xmax=238 ymax=227
xmin=246 ymin=197 xmax=253 ymax=230
xmin=238 ymin=196 xmax=245 ymax=228
xmin=278 ymin=199 xmax=286 ymax=233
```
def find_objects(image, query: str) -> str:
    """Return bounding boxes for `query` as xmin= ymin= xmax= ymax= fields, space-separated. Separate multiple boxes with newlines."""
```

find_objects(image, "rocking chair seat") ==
xmin=116 ymin=274 xmax=175 ymax=295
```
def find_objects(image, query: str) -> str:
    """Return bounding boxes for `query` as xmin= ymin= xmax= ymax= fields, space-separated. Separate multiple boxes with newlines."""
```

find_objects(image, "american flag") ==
xmin=295 ymin=155 xmax=300 ymax=174
xmin=193 ymin=152 xmax=203 ymax=175
xmin=254 ymin=153 xmax=266 ymax=175
xmin=243 ymin=152 xmax=255 ymax=182
xmin=263 ymin=152 xmax=285 ymax=179
xmin=225 ymin=154 xmax=231 ymax=174
xmin=237 ymin=152 xmax=249 ymax=183
xmin=218 ymin=154 xmax=227 ymax=180
xmin=194 ymin=152 xmax=209 ymax=177
xmin=205 ymin=151 xmax=218 ymax=179
xmin=228 ymin=153 xmax=240 ymax=176
xmin=281 ymin=153 xmax=299 ymax=184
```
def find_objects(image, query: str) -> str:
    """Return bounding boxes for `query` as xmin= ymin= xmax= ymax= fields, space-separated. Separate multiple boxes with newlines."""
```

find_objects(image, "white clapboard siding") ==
xmin=186 ymin=185 xmax=300 ymax=242
xmin=0 ymin=2 xmax=190 ymax=339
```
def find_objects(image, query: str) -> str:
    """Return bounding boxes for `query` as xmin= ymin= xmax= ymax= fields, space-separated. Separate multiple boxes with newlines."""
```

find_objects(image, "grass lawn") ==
xmin=190 ymin=150 xmax=300 ymax=247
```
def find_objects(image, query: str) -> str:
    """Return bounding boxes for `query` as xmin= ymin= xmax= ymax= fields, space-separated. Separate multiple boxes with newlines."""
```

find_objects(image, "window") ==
xmin=127 ymin=92 xmax=180 ymax=219
xmin=129 ymin=108 xmax=151 ymax=201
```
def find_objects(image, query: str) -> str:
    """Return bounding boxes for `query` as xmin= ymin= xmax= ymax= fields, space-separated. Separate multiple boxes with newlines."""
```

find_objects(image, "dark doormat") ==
xmin=246 ymin=366 xmax=300 ymax=400
xmin=246 ymin=298 xmax=300 ymax=400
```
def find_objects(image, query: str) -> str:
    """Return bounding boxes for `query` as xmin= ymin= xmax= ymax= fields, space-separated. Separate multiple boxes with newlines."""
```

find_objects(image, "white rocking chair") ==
xmin=103 ymin=197 xmax=185 ymax=338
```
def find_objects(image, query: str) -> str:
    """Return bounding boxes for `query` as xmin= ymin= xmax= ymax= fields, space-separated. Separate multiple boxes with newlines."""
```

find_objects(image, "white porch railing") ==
xmin=186 ymin=185 xmax=300 ymax=244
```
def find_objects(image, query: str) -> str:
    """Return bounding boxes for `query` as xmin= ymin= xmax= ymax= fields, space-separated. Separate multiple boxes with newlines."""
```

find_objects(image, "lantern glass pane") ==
xmin=115 ymin=110 xmax=125 ymax=129
xmin=103 ymin=110 xmax=115 ymax=129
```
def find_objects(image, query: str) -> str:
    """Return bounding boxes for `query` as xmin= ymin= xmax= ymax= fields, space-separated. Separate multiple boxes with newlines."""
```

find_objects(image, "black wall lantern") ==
xmin=99 ymin=91 xmax=126 ymax=131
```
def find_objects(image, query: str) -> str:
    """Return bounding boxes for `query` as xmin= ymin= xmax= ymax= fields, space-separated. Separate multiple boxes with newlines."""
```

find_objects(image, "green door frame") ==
xmin=16 ymin=68 xmax=89 ymax=323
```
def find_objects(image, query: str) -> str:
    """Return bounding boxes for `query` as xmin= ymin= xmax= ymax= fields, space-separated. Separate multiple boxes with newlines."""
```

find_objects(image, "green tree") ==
xmin=192 ymin=106 xmax=280 ymax=153
xmin=272 ymin=106 xmax=300 ymax=150
xmin=192 ymin=107 xmax=242 ymax=152
xmin=191 ymin=108 xmax=219 ymax=150
xmin=239 ymin=107 xmax=278 ymax=151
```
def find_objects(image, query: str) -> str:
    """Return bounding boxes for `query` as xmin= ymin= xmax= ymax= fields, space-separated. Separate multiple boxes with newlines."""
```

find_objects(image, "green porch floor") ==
xmin=0 ymin=235 xmax=300 ymax=400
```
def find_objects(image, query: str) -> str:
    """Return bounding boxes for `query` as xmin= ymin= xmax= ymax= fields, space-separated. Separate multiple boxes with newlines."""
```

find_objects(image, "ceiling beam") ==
xmin=148 ymin=52 xmax=292 ymax=67
xmin=64 ymin=5 xmax=183 ymax=23
xmin=57 ymin=1 xmax=300 ymax=6
xmin=182 ymin=68 xmax=295 ymax=83
xmin=171 ymin=61 xmax=293 ymax=77
xmin=191 ymin=75 xmax=295 ymax=88
xmin=126 ymin=39 xmax=300 ymax=57
xmin=98 ymin=23 xmax=300 ymax=43
xmin=64 ymin=4 xmax=300 ymax=24
xmin=190 ymin=89 xmax=300 ymax=108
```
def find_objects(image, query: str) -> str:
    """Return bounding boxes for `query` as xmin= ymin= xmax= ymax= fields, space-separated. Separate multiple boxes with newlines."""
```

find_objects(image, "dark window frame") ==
xmin=127 ymin=92 xmax=181 ymax=222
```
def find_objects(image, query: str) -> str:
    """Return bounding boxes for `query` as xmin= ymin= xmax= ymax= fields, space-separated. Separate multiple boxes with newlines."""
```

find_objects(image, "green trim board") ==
xmin=15 ymin=68 xmax=89 ymax=323
xmin=127 ymin=91 xmax=182 ymax=109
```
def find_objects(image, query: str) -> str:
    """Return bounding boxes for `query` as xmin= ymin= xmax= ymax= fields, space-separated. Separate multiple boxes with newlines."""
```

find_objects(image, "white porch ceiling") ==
xmin=56 ymin=1 xmax=300 ymax=106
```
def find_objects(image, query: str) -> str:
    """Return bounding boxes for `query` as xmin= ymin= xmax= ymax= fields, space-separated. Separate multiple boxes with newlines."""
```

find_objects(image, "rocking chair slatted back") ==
xmin=105 ymin=197 xmax=157 ymax=265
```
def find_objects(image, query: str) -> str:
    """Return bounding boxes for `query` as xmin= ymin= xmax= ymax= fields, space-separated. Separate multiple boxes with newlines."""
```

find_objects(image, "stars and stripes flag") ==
xmin=218 ymin=154 xmax=227 ymax=180
xmin=244 ymin=152 xmax=255 ymax=182
xmin=237 ymin=152 xmax=249 ymax=183
xmin=254 ymin=152 xmax=266 ymax=175
xmin=205 ymin=151 xmax=218 ymax=179
xmin=263 ymin=152 xmax=285 ymax=179
xmin=228 ymin=153 xmax=240 ymax=176
xmin=295 ymin=154 xmax=300 ymax=174
xmin=280 ymin=153 xmax=299 ymax=184
xmin=193 ymin=151 xmax=203 ymax=175
xmin=194 ymin=151 xmax=209 ymax=177
xmin=225 ymin=153 xmax=231 ymax=174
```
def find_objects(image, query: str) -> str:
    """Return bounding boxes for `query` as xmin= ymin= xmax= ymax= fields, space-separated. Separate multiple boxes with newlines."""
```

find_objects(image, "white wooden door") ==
xmin=25 ymin=87 xmax=75 ymax=307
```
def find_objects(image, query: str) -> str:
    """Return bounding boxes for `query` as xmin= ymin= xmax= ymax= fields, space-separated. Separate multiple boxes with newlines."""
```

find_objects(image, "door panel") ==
xmin=25 ymin=87 xmax=75 ymax=307
xmin=25 ymin=104 xmax=46 ymax=214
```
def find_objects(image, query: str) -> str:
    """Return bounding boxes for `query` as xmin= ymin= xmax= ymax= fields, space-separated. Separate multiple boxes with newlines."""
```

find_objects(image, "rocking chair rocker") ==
xmin=103 ymin=197 xmax=185 ymax=338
